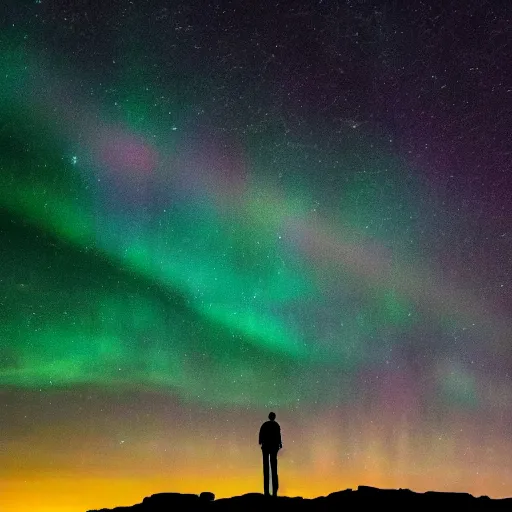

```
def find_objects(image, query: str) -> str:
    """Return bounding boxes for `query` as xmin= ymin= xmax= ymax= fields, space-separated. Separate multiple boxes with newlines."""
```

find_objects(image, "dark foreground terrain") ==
xmin=88 ymin=485 xmax=512 ymax=511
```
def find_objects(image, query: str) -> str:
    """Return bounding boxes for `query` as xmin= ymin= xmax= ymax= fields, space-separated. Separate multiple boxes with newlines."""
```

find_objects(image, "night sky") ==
xmin=1 ymin=1 xmax=512 ymax=511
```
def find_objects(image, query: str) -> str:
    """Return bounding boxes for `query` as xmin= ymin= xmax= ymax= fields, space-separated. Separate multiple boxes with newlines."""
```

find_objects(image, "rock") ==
xmin=89 ymin=486 xmax=512 ymax=511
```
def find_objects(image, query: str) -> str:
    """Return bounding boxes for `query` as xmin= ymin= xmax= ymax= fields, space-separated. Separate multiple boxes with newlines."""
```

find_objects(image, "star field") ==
xmin=1 ymin=1 xmax=512 ymax=511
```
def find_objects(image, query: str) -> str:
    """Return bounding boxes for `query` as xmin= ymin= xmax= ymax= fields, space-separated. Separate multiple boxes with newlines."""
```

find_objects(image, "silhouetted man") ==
xmin=259 ymin=411 xmax=282 ymax=496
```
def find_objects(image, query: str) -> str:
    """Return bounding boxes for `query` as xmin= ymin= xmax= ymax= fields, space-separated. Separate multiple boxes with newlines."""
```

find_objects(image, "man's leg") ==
xmin=262 ymin=449 xmax=270 ymax=495
xmin=270 ymin=450 xmax=278 ymax=496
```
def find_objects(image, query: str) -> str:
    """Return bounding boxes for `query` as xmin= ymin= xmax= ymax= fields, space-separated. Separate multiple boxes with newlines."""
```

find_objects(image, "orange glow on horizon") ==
xmin=3 ymin=460 xmax=512 ymax=512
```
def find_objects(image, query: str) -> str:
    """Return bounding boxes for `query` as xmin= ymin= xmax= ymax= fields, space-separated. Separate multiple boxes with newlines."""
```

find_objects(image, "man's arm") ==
xmin=258 ymin=425 xmax=263 ymax=445
xmin=278 ymin=426 xmax=282 ymax=449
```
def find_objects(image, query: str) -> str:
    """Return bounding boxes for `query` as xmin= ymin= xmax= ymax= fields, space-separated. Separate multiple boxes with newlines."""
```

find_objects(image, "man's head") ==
xmin=268 ymin=412 xmax=276 ymax=421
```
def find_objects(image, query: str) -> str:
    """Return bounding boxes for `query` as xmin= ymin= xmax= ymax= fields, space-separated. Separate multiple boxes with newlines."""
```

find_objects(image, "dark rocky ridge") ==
xmin=88 ymin=485 xmax=512 ymax=511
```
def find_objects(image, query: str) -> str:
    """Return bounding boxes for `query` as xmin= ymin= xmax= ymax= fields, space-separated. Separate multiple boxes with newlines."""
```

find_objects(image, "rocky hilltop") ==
xmin=88 ymin=485 xmax=512 ymax=511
